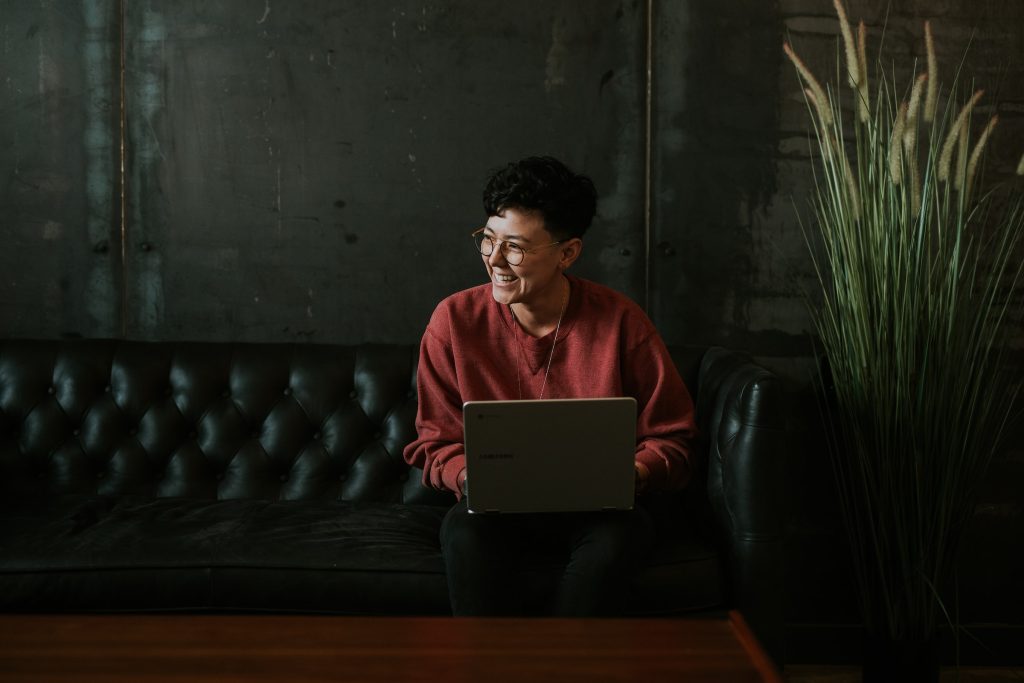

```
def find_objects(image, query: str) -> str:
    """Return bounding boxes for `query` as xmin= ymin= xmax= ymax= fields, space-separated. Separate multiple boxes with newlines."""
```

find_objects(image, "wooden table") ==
xmin=0 ymin=611 xmax=781 ymax=682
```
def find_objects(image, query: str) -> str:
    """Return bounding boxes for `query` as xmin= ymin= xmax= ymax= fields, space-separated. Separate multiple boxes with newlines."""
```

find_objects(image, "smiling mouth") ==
xmin=494 ymin=274 xmax=518 ymax=283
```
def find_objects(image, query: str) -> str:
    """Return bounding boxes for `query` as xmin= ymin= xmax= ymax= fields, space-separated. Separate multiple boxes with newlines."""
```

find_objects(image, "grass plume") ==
xmin=785 ymin=42 xmax=833 ymax=126
xmin=924 ymin=21 xmax=939 ymax=122
xmin=938 ymin=89 xmax=984 ymax=184
xmin=856 ymin=21 xmax=870 ymax=121
xmin=834 ymin=0 xmax=860 ymax=89
xmin=965 ymin=115 xmax=998 ymax=201
xmin=890 ymin=102 xmax=907 ymax=185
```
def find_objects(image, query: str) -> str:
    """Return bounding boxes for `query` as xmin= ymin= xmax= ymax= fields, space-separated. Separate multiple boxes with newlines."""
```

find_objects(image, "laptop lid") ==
xmin=463 ymin=397 xmax=637 ymax=514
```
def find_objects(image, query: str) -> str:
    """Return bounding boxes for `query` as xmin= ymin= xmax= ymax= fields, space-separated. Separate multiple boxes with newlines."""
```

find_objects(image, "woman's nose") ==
xmin=487 ymin=241 xmax=509 ymax=266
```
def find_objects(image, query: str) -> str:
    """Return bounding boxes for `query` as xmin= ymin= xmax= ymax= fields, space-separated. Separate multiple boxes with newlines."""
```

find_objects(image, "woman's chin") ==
xmin=489 ymin=282 xmax=520 ymax=305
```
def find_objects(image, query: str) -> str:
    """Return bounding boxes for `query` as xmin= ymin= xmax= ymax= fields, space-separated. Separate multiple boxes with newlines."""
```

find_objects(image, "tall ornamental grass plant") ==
xmin=785 ymin=1 xmax=1024 ymax=644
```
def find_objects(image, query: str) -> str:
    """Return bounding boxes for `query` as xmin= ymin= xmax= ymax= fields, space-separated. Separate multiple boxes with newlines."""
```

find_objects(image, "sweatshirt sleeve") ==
xmin=626 ymin=330 xmax=698 ymax=492
xmin=402 ymin=305 xmax=466 ymax=499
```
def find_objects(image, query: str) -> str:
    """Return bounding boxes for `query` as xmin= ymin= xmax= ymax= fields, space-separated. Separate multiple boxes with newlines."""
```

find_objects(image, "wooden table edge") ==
xmin=728 ymin=610 xmax=784 ymax=683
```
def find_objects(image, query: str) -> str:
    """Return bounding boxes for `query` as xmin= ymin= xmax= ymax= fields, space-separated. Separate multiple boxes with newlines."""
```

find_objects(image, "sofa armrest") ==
xmin=697 ymin=346 xmax=788 ymax=666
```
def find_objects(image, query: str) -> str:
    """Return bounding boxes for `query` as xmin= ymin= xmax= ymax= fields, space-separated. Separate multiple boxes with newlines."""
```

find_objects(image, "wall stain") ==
xmin=544 ymin=17 xmax=568 ymax=92
xmin=256 ymin=0 xmax=271 ymax=25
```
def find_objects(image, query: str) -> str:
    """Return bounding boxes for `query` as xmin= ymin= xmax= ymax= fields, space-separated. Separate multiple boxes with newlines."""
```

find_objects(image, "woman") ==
xmin=404 ymin=156 xmax=697 ymax=615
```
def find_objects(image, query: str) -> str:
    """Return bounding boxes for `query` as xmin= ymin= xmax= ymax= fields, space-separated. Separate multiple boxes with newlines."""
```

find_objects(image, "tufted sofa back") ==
xmin=0 ymin=340 xmax=451 ymax=506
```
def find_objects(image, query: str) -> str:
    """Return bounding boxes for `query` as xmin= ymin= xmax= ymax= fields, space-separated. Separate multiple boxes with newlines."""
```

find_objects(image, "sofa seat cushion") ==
xmin=630 ymin=534 xmax=724 ymax=614
xmin=0 ymin=496 xmax=450 ymax=613
xmin=0 ymin=496 xmax=724 ymax=615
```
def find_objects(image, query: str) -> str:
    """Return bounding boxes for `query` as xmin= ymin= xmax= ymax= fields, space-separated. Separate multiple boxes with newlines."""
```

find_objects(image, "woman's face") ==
xmin=480 ymin=208 xmax=577 ymax=309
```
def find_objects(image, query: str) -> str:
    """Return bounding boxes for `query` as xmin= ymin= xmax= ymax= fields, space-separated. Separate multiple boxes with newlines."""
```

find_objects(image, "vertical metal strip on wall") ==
xmin=643 ymin=0 xmax=654 ymax=312
xmin=118 ymin=0 xmax=128 ymax=338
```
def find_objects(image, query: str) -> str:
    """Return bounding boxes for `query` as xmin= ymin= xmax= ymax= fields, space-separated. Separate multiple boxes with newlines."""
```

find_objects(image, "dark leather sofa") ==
xmin=0 ymin=339 xmax=787 ymax=661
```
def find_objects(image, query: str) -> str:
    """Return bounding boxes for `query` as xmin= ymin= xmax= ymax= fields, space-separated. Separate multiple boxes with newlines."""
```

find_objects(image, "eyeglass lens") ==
xmin=475 ymin=234 xmax=524 ymax=265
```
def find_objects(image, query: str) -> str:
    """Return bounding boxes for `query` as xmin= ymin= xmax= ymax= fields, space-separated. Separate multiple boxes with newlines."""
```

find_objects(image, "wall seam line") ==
xmin=119 ymin=0 xmax=128 ymax=338
xmin=643 ymin=0 xmax=654 ymax=313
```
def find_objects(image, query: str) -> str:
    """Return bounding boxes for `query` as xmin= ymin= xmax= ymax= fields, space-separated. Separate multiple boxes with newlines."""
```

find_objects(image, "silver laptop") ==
xmin=463 ymin=397 xmax=637 ymax=514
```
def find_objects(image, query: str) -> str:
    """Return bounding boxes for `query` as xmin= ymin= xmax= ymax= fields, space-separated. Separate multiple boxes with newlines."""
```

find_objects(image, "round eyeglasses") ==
xmin=471 ymin=228 xmax=563 ymax=267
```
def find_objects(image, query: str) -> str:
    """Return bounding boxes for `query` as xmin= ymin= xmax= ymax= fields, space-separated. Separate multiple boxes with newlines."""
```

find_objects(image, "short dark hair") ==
xmin=482 ymin=156 xmax=597 ymax=240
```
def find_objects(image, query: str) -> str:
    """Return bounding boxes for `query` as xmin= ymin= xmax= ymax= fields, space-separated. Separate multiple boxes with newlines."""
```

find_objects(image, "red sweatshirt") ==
xmin=403 ymin=275 xmax=698 ymax=498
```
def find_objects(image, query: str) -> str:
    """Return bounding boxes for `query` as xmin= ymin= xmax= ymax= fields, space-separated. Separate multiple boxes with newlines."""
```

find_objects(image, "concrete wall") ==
xmin=2 ymin=0 xmax=1022 ymax=352
xmin=1 ymin=1 xmax=122 ymax=339
xmin=120 ymin=0 xmax=650 ymax=342
xmin=4 ymin=0 xmax=648 ymax=342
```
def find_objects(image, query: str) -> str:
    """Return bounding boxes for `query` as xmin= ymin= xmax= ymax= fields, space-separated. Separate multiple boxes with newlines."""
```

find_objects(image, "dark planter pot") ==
xmin=862 ymin=632 xmax=940 ymax=683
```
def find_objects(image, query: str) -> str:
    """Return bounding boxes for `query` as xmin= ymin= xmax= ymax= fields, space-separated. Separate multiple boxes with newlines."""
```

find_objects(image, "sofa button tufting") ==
xmin=283 ymin=387 xmax=292 ymax=396
xmin=73 ymin=429 xmax=81 ymax=436
xmin=313 ymin=432 xmax=322 ymax=440
xmin=47 ymin=386 xmax=55 ymax=395
xmin=279 ymin=474 xmax=288 ymax=482
xmin=104 ymin=385 xmax=112 ymax=393
xmin=349 ymin=390 xmax=358 ymax=399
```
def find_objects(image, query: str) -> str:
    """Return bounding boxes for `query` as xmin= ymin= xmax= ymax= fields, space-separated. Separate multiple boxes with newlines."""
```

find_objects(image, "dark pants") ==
xmin=440 ymin=499 xmax=655 ymax=616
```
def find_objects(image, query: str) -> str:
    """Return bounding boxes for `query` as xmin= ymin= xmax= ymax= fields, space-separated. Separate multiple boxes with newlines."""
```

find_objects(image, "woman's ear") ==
xmin=559 ymin=238 xmax=583 ymax=270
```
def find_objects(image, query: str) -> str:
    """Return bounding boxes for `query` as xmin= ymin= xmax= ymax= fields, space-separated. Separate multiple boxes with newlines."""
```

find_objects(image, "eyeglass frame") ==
xmin=471 ymin=227 xmax=566 ymax=266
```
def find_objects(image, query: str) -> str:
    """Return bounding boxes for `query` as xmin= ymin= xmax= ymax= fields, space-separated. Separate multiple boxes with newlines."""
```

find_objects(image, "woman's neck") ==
xmin=510 ymin=275 xmax=570 ymax=338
